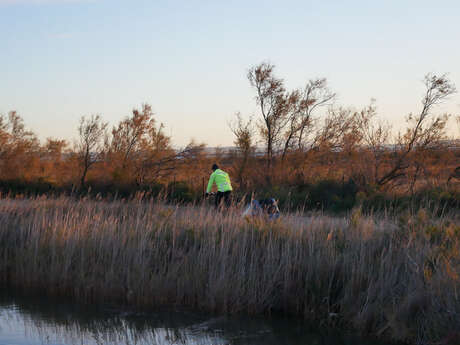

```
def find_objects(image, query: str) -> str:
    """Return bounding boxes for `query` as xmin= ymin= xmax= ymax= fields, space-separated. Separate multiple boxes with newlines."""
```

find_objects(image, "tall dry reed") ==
xmin=0 ymin=197 xmax=459 ymax=344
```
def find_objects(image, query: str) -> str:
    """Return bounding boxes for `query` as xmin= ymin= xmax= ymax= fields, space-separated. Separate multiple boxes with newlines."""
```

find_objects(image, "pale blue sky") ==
xmin=1 ymin=0 xmax=459 ymax=146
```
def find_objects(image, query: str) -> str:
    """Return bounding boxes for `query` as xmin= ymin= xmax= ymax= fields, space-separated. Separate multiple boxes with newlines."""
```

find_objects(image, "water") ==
xmin=0 ymin=291 xmax=388 ymax=345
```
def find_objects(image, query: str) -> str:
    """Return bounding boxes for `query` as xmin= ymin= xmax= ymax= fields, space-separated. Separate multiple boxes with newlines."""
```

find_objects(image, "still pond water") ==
xmin=0 ymin=290 xmax=389 ymax=345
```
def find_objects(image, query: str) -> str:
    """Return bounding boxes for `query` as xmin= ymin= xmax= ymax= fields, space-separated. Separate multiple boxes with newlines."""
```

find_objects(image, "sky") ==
xmin=1 ymin=0 xmax=459 ymax=147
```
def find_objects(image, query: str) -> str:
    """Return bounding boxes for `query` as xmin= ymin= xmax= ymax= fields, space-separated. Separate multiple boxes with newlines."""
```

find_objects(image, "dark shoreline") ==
xmin=0 ymin=286 xmax=396 ymax=345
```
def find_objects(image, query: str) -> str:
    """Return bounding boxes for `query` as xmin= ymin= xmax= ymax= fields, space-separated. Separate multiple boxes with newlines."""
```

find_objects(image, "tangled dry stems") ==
xmin=0 ymin=197 xmax=458 ymax=345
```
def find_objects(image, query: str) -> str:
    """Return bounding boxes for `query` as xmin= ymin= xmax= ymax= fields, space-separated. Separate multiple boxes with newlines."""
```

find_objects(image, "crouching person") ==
xmin=243 ymin=198 xmax=280 ymax=220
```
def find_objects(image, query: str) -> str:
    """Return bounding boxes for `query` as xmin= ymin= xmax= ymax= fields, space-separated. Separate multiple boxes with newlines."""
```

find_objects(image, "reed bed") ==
xmin=0 ymin=197 xmax=459 ymax=344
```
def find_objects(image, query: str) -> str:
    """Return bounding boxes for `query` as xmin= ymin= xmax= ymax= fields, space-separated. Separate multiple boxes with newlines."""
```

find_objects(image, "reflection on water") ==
xmin=0 ymin=290 xmax=388 ymax=345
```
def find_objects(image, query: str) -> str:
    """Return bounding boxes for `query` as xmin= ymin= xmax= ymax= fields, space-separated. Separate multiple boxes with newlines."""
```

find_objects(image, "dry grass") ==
xmin=0 ymin=196 xmax=459 ymax=345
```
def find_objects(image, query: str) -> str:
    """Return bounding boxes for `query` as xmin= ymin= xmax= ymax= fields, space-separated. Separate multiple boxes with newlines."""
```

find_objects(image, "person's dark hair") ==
xmin=212 ymin=163 xmax=219 ymax=171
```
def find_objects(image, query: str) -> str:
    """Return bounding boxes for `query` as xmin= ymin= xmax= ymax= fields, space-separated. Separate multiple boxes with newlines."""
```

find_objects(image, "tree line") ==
xmin=1 ymin=63 xmax=459 ymax=210
xmin=230 ymin=64 xmax=459 ymax=201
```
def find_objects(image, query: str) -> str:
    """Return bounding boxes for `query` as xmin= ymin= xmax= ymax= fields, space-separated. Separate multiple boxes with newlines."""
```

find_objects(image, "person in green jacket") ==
xmin=205 ymin=164 xmax=233 ymax=208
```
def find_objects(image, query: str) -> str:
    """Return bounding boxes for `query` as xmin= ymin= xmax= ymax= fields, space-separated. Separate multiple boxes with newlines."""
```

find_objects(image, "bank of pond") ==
xmin=0 ymin=289 xmax=396 ymax=345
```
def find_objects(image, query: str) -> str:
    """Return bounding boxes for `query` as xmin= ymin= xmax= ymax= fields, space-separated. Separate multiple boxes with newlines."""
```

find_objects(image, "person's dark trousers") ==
xmin=215 ymin=191 xmax=232 ymax=208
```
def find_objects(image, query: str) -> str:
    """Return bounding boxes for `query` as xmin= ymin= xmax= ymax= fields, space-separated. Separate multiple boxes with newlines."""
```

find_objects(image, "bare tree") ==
xmin=7 ymin=111 xmax=38 ymax=149
xmin=377 ymin=73 xmax=455 ymax=187
xmin=109 ymin=104 xmax=157 ymax=183
xmin=0 ymin=111 xmax=39 ymax=180
xmin=354 ymin=102 xmax=392 ymax=185
xmin=229 ymin=112 xmax=255 ymax=188
xmin=110 ymin=104 xmax=156 ymax=169
xmin=297 ymin=78 xmax=336 ymax=150
xmin=280 ymin=79 xmax=336 ymax=159
xmin=313 ymin=107 xmax=358 ymax=151
xmin=108 ymin=104 xmax=175 ymax=185
xmin=136 ymin=120 xmax=174 ymax=185
xmin=280 ymin=90 xmax=301 ymax=160
xmin=139 ymin=142 xmax=206 ymax=183
xmin=77 ymin=114 xmax=108 ymax=188
xmin=248 ymin=62 xmax=286 ymax=170
xmin=45 ymin=138 xmax=68 ymax=161
xmin=248 ymin=63 xmax=336 ymax=171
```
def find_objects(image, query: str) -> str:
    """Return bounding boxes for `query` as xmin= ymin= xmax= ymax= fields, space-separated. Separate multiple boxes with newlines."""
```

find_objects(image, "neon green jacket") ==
xmin=206 ymin=169 xmax=233 ymax=193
